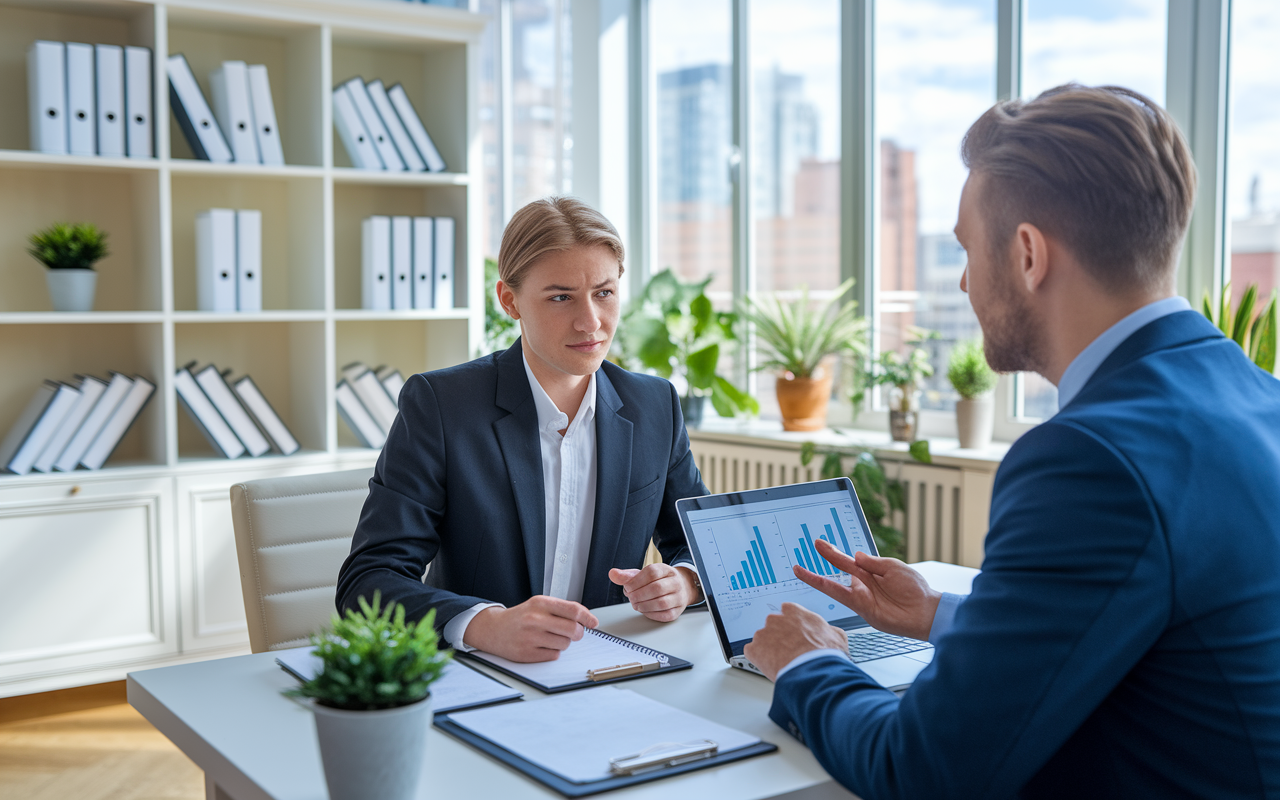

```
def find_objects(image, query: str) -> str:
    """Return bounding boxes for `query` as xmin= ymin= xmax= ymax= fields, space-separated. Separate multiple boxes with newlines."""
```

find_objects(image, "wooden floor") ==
xmin=0 ymin=682 xmax=203 ymax=800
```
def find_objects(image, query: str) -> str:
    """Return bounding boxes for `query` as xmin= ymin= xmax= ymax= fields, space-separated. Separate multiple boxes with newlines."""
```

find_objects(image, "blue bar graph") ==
xmin=747 ymin=551 xmax=764 ymax=586
xmin=731 ymin=575 xmax=739 ymax=590
xmin=752 ymin=528 xmax=778 ymax=583
xmin=740 ymin=560 xmax=754 ymax=587
xmin=728 ymin=526 xmax=779 ymax=589
xmin=830 ymin=508 xmax=852 ymax=553
xmin=736 ymin=570 xmax=746 ymax=588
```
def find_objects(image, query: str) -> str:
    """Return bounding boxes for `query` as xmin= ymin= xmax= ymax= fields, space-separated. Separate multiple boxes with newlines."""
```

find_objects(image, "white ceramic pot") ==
xmin=955 ymin=395 xmax=994 ymax=450
xmin=45 ymin=268 xmax=97 ymax=312
xmin=312 ymin=695 xmax=432 ymax=800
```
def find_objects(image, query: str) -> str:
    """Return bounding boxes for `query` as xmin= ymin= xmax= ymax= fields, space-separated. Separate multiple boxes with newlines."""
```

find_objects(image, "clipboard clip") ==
xmin=586 ymin=661 xmax=659 ymax=681
xmin=609 ymin=739 xmax=720 ymax=776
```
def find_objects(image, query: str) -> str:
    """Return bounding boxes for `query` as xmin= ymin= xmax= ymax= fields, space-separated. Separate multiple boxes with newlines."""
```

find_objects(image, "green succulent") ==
xmin=1201 ymin=282 xmax=1276 ymax=374
xmin=285 ymin=593 xmax=451 ymax=711
xmin=28 ymin=222 xmax=109 ymax=270
xmin=946 ymin=339 xmax=997 ymax=400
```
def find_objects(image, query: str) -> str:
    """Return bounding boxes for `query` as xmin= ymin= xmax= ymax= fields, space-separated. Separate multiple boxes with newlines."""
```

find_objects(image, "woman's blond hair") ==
xmin=497 ymin=196 xmax=625 ymax=290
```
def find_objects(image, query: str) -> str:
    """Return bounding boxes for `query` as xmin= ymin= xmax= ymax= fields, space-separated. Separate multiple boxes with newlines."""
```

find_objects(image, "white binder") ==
xmin=333 ymin=85 xmax=382 ymax=170
xmin=391 ymin=215 xmax=413 ymax=310
xmin=412 ymin=216 xmax=434 ymax=310
xmin=247 ymin=64 xmax=284 ymax=166
xmin=210 ymin=61 xmax=261 ymax=164
xmin=95 ymin=45 xmax=125 ymax=158
xmin=232 ymin=375 xmax=299 ymax=456
xmin=362 ymin=216 xmax=392 ymax=310
xmin=195 ymin=365 xmax=271 ymax=458
xmin=1 ymin=382 xmax=79 ymax=476
xmin=433 ymin=217 xmax=455 ymax=310
xmin=125 ymin=46 xmax=152 ymax=158
xmin=388 ymin=84 xmax=446 ymax=172
xmin=54 ymin=373 xmax=132 ymax=471
xmin=335 ymin=380 xmax=386 ymax=449
xmin=366 ymin=79 xmax=426 ymax=172
xmin=343 ymin=365 xmax=399 ymax=434
xmin=175 ymin=366 xmax=244 ymax=459
xmin=33 ymin=375 xmax=108 ymax=473
xmin=28 ymin=41 xmax=67 ymax=154
xmin=81 ymin=375 xmax=154 ymax=470
xmin=343 ymin=77 xmax=405 ymax=171
xmin=66 ymin=43 xmax=96 ymax=156
xmin=236 ymin=209 xmax=262 ymax=312
xmin=379 ymin=368 xmax=406 ymax=403
xmin=197 ymin=209 xmax=238 ymax=312
xmin=168 ymin=53 xmax=232 ymax=163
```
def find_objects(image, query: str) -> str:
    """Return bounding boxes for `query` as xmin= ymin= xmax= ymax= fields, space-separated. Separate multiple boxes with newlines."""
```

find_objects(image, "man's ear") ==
xmin=1014 ymin=222 xmax=1051 ymax=294
xmin=495 ymin=280 xmax=520 ymax=320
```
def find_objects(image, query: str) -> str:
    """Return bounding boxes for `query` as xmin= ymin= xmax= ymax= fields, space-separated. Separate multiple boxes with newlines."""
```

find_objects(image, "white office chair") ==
xmin=230 ymin=468 xmax=373 ymax=653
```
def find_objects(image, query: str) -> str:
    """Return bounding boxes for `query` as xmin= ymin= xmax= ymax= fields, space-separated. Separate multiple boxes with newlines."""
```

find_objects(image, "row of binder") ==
xmin=28 ymin=40 xmax=152 ymax=158
xmin=197 ymin=209 xmax=262 ymax=312
xmin=363 ymin=216 xmax=455 ymax=311
xmin=0 ymin=373 xmax=155 ymax=475
xmin=334 ymin=76 xmax=446 ymax=172
xmin=168 ymin=54 xmax=284 ymax=165
xmin=336 ymin=362 xmax=405 ymax=449
xmin=176 ymin=363 xmax=299 ymax=459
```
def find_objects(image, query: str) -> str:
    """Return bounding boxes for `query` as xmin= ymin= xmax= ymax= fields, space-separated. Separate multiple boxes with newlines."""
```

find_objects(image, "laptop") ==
xmin=676 ymin=478 xmax=934 ymax=691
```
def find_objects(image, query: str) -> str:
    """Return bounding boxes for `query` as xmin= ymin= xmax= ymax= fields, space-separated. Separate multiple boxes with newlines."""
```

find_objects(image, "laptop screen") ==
xmin=677 ymin=478 xmax=879 ymax=657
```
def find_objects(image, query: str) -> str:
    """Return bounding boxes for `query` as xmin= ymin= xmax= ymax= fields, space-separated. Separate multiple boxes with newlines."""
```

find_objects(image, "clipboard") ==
xmin=460 ymin=628 xmax=692 ymax=693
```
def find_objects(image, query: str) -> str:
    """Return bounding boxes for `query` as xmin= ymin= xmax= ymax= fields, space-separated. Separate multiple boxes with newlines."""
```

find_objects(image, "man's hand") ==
xmin=744 ymin=602 xmax=849 ymax=682
xmin=608 ymin=564 xmax=700 ymax=622
xmin=463 ymin=596 xmax=599 ymax=662
xmin=796 ymin=539 xmax=941 ymax=641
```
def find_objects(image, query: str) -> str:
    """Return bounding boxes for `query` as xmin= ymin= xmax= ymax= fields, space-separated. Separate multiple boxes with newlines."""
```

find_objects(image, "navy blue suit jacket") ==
xmin=336 ymin=340 xmax=706 ymax=642
xmin=770 ymin=311 xmax=1280 ymax=798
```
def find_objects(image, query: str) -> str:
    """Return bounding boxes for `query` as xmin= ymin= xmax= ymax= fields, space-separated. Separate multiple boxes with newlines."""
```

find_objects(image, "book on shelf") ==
xmin=342 ymin=362 xmax=399 ymax=434
xmin=54 ymin=372 xmax=132 ymax=472
xmin=176 ymin=364 xmax=245 ymax=459
xmin=95 ymin=44 xmax=125 ymax=158
xmin=66 ymin=42 xmax=96 ymax=157
xmin=80 ymin=375 xmax=154 ymax=471
xmin=168 ymin=53 xmax=233 ymax=163
xmin=1 ymin=381 xmax=81 ymax=476
xmin=232 ymin=375 xmax=300 ymax=456
xmin=336 ymin=380 xmax=386 ymax=449
xmin=33 ymin=375 xmax=108 ymax=474
xmin=194 ymin=365 xmax=272 ymax=458
xmin=209 ymin=60 xmax=261 ymax=165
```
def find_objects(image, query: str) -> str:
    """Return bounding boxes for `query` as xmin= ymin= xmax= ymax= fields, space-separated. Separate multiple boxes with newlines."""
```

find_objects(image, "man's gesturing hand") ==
xmin=608 ymin=564 xmax=700 ymax=622
xmin=744 ymin=603 xmax=849 ymax=682
xmin=796 ymin=539 xmax=941 ymax=641
xmin=464 ymin=596 xmax=599 ymax=662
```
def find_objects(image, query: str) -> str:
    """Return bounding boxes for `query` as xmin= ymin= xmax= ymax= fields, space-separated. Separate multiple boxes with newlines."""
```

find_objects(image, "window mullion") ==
xmin=996 ymin=0 xmax=1023 ymax=101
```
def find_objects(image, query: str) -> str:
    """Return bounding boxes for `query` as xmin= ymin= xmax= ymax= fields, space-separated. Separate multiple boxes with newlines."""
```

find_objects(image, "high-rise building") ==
xmin=1231 ymin=214 xmax=1280 ymax=301
xmin=752 ymin=66 xmax=820 ymax=218
xmin=878 ymin=140 xmax=917 ymax=355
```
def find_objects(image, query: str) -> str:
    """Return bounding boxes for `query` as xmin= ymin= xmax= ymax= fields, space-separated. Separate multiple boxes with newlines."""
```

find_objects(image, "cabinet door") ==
xmin=175 ymin=460 xmax=347 ymax=654
xmin=0 ymin=475 xmax=176 ymax=690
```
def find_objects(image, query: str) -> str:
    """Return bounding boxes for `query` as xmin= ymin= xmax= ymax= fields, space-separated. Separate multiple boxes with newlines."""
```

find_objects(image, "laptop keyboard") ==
xmin=848 ymin=631 xmax=933 ymax=663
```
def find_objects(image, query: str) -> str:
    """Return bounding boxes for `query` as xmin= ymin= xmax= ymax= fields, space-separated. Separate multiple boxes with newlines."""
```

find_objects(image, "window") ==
xmin=876 ymin=0 xmax=995 ymax=412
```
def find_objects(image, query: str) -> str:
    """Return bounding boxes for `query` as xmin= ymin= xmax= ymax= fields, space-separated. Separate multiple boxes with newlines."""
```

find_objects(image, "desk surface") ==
xmin=129 ymin=561 xmax=977 ymax=800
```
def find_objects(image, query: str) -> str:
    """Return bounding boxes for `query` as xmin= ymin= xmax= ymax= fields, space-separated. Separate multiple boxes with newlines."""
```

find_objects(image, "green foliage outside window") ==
xmin=1201 ymin=283 xmax=1276 ymax=374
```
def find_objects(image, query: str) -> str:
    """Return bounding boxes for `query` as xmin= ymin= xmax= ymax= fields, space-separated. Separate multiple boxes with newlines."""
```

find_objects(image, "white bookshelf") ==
xmin=0 ymin=0 xmax=485 ymax=697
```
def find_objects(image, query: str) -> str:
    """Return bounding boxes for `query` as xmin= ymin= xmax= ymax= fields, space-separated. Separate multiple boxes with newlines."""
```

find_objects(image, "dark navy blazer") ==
xmin=770 ymin=311 xmax=1280 ymax=798
xmin=336 ymin=340 xmax=706 ymax=643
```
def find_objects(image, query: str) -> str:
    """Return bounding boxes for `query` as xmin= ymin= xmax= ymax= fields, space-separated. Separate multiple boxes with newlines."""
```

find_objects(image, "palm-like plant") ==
xmin=739 ymin=280 xmax=869 ymax=378
xmin=1202 ymin=282 xmax=1276 ymax=374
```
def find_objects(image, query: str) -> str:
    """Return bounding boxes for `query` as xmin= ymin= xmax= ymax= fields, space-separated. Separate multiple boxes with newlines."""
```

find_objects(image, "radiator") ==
xmin=688 ymin=437 xmax=991 ymax=568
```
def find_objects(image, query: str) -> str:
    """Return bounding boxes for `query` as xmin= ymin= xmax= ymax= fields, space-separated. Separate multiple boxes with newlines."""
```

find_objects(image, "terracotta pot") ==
xmin=775 ymin=370 xmax=833 ymax=432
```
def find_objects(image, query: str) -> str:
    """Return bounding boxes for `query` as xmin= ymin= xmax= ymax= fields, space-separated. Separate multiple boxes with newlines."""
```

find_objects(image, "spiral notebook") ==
xmin=463 ymin=628 xmax=692 ymax=693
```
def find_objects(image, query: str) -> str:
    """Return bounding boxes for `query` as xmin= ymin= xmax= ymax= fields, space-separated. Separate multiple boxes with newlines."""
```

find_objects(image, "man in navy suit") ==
xmin=746 ymin=84 xmax=1280 ymax=797
xmin=337 ymin=197 xmax=707 ymax=663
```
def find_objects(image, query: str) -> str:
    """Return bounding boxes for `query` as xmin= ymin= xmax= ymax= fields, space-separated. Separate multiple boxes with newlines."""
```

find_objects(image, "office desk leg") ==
xmin=206 ymin=774 xmax=236 ymax=800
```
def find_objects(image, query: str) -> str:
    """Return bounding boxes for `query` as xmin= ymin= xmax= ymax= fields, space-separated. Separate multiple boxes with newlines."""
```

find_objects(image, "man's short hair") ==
xmin=961 ymin=84 xmax=1197 ymax=292
xmin=498 ymin=196 xmax=625 ymax=290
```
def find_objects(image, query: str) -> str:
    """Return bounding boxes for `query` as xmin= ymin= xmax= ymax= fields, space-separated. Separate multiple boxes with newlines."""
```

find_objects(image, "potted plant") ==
xmin=1202 ymin=282 xmax=1277 ymax=374
xmin=614 ymin=268 xmax=757 ymax=425
xmin=865 ymin=341 xmax=933 ymax=442
xmin=947 ymin=339 xmax=997 ymax=449
xmin=480 ymin=257 xmax=519 ymax=356
xmin=285 ymin=594 xmax=451 ymax=800
xmin=740 ymin=280 xmax=868 ymax=431
xmin=28 ymin=222 xmax=109 ymax=312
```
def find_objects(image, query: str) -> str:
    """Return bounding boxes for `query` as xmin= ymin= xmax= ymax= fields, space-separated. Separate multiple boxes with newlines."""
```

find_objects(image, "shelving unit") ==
xmin=0 ymin=0 xmax=486 ymax=697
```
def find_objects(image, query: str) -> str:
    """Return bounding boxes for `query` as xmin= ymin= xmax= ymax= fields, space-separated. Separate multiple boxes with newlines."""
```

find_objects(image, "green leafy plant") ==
xmin=739 ymin=280 xmax=869 ymax=378
xmin=946 ymin=339 xmax=997 ymax=400
xmin=613 ymin=269 xmax=758 ymax=417
xmin=28 ymin=222 xmax=109 ymax=270
xmin=285 ymin=593 xmax=451 ymax=711
xmin=481 ymin=257 xmax=519 ymax=356
xmin=865 ymin=345 xmax=934 ymax=412
xmin=799 ymin=438 xmax=931 ymax=560
xmin=1201 ymin=282 xmax=1276 ymax=373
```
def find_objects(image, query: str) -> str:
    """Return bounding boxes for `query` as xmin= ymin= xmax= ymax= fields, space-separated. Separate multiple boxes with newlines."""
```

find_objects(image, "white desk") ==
xmin=129 ymin=561 xmax=978 ymax=800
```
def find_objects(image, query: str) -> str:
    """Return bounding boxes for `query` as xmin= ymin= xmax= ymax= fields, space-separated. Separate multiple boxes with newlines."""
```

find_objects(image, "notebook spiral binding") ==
xmin=590 ymin=629 xmax=670 ymax=664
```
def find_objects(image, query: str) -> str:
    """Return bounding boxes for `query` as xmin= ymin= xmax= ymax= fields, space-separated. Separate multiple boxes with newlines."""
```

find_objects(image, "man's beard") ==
xmin=980 ymin=264 xmax=1047 ymax=376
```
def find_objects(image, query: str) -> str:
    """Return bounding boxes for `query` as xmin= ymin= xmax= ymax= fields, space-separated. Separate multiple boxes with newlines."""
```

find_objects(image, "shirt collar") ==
xmin=1056 ymin=295 xmax=1192 ymax=410
xmin=522 ymin=351 xmax=597 ymax=435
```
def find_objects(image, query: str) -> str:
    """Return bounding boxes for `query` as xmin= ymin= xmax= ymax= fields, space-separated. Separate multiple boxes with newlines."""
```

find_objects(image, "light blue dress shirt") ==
xmin=774 ymin=296 xmax=1193 ymax=682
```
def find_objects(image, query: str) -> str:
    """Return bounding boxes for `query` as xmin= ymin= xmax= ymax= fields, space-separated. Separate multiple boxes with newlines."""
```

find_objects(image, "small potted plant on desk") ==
xmin=865 ymin=338 xmax=934 ymax=442
xmin=740 ymin=280 xmax=868 ymax=431
xmin=28 ymin=222 xmax=109 ymax=312
xmin=286 ymin=594 xmax=451 ymax=800
xmin=613 ymin=268 xmax=757 ymax=425
xmin=947 ymin=339 xmax=997 ymax=449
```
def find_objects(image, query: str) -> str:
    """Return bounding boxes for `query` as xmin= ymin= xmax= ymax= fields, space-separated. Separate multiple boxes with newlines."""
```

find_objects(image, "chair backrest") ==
xmin=230 ymin=467 xmax=372 ymax=653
